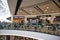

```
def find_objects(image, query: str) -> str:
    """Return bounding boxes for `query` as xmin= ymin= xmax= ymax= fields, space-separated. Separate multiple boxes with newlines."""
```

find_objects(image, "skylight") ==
xmin=0 ymin=0 xmax=12 ymax=22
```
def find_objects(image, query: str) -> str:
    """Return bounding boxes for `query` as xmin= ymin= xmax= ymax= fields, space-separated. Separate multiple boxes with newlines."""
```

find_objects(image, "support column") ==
xmin=4 ymin=35 xmax=6 ymax=40
xmin=10 ymin=35 xmax=14 ymax=40
xmin=23 ymin=37 xmax=26 ymax=40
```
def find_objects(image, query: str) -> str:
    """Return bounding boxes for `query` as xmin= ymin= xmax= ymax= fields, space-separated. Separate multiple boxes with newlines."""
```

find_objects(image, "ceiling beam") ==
xmin=21 ymin=8 xmax=31 ymax=15
xmin=52 ymin=0 xmax=60 ymax=8
xmin=33 ymin=6 xmax=44 ymax=14
xmin=22 ymin=0 xmax=52 ymax=8
xmin=14 ymin=0 xmax=22 ymax=15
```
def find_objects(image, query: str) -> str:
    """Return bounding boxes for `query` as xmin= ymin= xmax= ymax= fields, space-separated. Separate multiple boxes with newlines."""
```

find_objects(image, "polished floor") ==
xmin=0 ymin=30 xmax=60 ymax=40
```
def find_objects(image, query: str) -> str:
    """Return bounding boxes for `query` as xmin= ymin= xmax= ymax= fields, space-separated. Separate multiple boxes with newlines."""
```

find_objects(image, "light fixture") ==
xmin=46 ymin=7 xmax=49 ymax=9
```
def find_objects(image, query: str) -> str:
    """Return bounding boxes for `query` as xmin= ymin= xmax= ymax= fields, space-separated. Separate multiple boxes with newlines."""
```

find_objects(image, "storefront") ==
xmin=13 ymin=16 xmax=25 ymax=24
xmin=27 ymin=17 xmax=38 ymax=25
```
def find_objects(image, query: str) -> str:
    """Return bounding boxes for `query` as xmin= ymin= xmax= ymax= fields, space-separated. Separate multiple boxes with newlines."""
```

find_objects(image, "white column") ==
xmin=10 ymin=35 xmax=14 ymax=40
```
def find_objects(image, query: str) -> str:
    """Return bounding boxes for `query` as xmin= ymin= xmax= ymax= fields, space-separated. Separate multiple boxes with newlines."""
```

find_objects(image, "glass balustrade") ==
xmin=0 ymin=22 xmax=60 ymax=36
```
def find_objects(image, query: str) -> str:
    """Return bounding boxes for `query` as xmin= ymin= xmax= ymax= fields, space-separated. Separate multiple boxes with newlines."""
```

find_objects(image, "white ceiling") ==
xmin=7 ymin=0 xmax=60 ymax=15
xmin=7 ymin=0 xmax=48 ymax=15
xmin=7 ymin=0 xmax=17 ymax=15
xmin=20 ymin=0 xmax=48 ymax=7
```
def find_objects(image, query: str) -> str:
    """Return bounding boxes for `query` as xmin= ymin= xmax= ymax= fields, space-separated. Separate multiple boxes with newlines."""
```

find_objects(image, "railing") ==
xmin=0 ymin=23 xmax=60 ymax=36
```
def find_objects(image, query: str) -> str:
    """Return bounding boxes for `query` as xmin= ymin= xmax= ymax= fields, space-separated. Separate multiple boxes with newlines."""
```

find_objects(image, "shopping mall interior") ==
xmin=0 ymin=0 xmax=60 ymax=40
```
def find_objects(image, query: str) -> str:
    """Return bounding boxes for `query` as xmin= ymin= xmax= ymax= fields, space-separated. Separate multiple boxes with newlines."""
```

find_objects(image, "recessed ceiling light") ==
xmin=46 ymin=7 xmax=49 ymax=9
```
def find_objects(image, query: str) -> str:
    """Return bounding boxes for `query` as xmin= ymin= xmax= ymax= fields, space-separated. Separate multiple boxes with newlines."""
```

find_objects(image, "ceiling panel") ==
xmin=54 ymin=0 xmax=60 ymax=8
xmin=7 ymin=0 xmax=48 ymax=15
xmin=38 ymin=1 xmax=60 ymax=14
xmin=7 ymin=0 xmax=17 ymax=15
xmin=17 ymin=9 xmax=28 ymax=15
xmin=16 ymin=0 xmax=60 ymax=15
xmin=20 ymin=0 xmax=48 ymax=7
xmin=22 ymin=7 xmax=41 ymax=15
